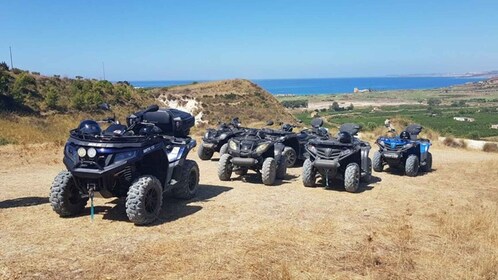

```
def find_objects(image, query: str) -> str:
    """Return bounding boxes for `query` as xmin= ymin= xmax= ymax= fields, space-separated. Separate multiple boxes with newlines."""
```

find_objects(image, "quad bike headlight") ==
xmin=219 ymin=133 xmax=228 ymax=140
xmin=378 ymin=140 xmax=385 ymax=146
xmin=256 ymin=142 xmax=270 ymax=154
xmin=308 ymin=144 xmax=317 ymax=154
xmin=77 ymin=147 xmax=87 ymax=158
xmin=87 ymin=147 xmax=97 ymax=158
xmin=229 ymin=140 xmax=238 ymax=150
xmin=204 ymin=132 xmax=209 ymax=138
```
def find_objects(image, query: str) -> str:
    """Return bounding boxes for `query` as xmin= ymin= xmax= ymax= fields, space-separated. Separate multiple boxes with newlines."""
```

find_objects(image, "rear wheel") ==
xmin=171 ymin=160 xmax=199 ymax=199
xmin=420 ymin=152 xmax=432 ymax=172
xmin=126 ymin=175 xmax=163 ymax=225
xmin=219 ymin=143 xmax=229 ymax=156
xmin=372 ymin=151 xmax=383 ymax=172
xmin=405 ymin=155 xmax=419 ymax=177
xmin=283 ymin=147 xmax=297 ymax=167
xmin=197 ymin=143 xmax=214 ymax=160
xmin=218 ymin=154 xmax=233 ymax=181
xmin=49 ymin=171 xmax=88 ymax=217
xmin=344 ymin=163 xmax=360 ymax=193
xmin=261 ymin=157 xmax=277 ymax=185
xmin=276 ymin=155 xmax=287 ymax=179
xmin=302 ymin=159 xmax=316 ymax=187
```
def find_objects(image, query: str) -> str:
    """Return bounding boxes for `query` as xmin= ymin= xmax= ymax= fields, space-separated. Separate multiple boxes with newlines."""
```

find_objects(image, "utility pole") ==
xmin=102 ymin=62 xmax=106 ymax=80
xmin=9 ymin=46 xmax=14 ymax=69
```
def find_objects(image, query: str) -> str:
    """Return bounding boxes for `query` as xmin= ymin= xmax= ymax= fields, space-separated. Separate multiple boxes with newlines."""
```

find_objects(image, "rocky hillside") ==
xmin=149 ymin=79 xmax=296 ymax=127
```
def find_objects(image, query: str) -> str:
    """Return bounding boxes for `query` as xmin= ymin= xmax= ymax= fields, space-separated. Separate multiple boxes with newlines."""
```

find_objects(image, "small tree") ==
xmin=72 ymin=93 xmax=86 ymax=110
xmin=45 ymin=88 xmax=59 ymax=109
xmin=330 ymin=101 xmax=340 ymax=111
xmin=12 ymin=72 xmax=36 ymax=103
xmin=427 ymin=98 xmax=441 ymax=107
xmin=0 ymin=62 xmax=8 ymax=71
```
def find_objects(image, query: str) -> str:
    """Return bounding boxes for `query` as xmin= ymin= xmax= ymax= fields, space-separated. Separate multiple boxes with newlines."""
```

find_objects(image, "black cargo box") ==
xmin=142 ymin=108 xmax=195 ymax=137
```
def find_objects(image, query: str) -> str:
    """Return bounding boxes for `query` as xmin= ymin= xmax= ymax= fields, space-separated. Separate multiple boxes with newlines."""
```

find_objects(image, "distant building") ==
xmin=453 ymin=117 xmax=475 ymax=122
xmin=354 ymin=87 xmax=371 ymax=93
xmin=491 ymin=124 xmax=498 ymax=129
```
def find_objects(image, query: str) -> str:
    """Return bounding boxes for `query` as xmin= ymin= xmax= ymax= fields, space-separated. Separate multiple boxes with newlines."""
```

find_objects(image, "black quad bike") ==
xmin=198 ymin=117 xmax=245 ymax=160
xmin=217 ymin=128 xmax=287 ymax=186
xmin=302 ymin=123 xmax=372 ymax=192
xmin=373 ymin=124 xmax=432 ymax=176
xmin=49 ymin=105 xmax=200 ymax=225
xmin=261 ymin=119 xmax=330 ymax=168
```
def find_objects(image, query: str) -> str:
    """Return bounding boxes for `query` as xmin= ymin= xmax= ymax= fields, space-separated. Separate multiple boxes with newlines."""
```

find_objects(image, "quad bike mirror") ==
xmin=297 ymin=119 xmax=303 ymax=123
xmin=145 ymin=104 xmax=159 ymax=113
xmin=266 ymin=120 xmax=274 ymax=126
xmin=311 ymin=118 xmax=324 ymax=128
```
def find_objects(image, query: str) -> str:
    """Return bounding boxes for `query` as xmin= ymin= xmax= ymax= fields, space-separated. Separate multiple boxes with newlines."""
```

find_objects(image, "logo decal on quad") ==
xmin=390 ymin=143 xmax=396 ymax=149
xmin=325 ymin=148 xmax=333 ymax=156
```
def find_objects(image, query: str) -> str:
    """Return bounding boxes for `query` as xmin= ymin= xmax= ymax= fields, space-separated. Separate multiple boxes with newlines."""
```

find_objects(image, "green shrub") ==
xmin=45 ymin=88 xmax=59 ymax=109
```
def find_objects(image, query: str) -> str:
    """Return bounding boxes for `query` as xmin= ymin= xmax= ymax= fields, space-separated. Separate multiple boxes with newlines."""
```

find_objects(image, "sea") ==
xmin=130 ymin=77 xmax=482 ymax=95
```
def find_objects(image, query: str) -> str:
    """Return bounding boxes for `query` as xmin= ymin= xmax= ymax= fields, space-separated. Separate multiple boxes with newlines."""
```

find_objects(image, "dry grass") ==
xmin=442 ymin=136 xmax=467 ymax=149
xmin=1 ymin=144 xmax=497 ymax=279
xmin=482 ymin=143 xmax=498 ymax=153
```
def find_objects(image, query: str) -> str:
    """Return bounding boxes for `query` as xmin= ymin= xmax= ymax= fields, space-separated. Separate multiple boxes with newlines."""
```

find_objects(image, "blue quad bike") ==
xmin=49 ymin=105 xmax=200 ymax=225
xmin=373 ymin=124 xmax=432 ymax=176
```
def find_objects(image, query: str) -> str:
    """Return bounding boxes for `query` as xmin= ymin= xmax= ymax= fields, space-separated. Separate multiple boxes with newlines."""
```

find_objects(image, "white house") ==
xmin=453 ymin=117 xmax=475 ymax=122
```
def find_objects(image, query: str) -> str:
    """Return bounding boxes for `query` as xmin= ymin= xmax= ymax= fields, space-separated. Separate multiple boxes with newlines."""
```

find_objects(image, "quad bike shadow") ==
xmin=75 ymin=184 xmax=232 ymax=226
xmin=0 ymin=196 xmax=49 ymax=209
xmin=317 ymin=175 xmax=381 ymax=193
xmin=237 ymin=172 xmax=299 ymax=186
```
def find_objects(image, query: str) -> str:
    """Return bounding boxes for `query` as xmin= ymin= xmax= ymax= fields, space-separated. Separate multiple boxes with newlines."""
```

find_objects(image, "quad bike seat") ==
xmin=339 ymin=123 xmax=360 ymax=136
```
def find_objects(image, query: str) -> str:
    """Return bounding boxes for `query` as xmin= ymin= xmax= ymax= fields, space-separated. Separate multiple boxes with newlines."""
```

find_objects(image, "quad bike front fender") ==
xmin=273 ymin=143 xmax=285 ymax=163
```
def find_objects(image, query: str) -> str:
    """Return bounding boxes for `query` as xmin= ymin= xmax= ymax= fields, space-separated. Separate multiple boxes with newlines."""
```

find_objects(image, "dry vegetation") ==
xmin=0 ymin=143 xmax=497 ymax=279
xmin=149 ymin=79 xmax=296 ymax=126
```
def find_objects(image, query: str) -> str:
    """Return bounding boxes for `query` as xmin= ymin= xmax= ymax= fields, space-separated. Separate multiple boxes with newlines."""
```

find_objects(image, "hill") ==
xmin=148 ymin=79 xmax=296 ymax=127
xmin=0 ymin=65 xmax=295 ymax=144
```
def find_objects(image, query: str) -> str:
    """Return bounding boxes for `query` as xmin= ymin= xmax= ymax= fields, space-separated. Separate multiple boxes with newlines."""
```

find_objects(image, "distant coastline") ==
xmin=130 ymin=76 xmax=484 ymax=95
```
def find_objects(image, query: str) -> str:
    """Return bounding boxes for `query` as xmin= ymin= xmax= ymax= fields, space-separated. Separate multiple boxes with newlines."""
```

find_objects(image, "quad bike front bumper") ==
xmin=313 ymin=159 xmax=340 ymax=170
xmin=231 ymin=157 xmax=258 ymax=167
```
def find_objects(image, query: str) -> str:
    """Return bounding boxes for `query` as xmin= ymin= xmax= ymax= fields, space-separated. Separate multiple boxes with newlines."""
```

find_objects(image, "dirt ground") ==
xmin=0 ymin=143 xmax=497 ymax=279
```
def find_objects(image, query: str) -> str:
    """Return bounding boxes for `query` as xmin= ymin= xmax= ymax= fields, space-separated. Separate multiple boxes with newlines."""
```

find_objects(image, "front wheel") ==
xmin=302 ymin=159 xmax=316 ymax=187
xmin=219 ymin=143 xmax=229 ymax=156
xmin=49 ymin=171 xmax=88 ymax=217
xmin=197 ymin=144 xmax=214 ymax=160
xmin=171 ymin=160 xmax=199 ymax=200
xmin=126 ymin=175 xmax=163 ymax=225
xmin=276 ymin=155 xmax=287 ymax=179
xmin=405 ymin=154 xmax=419 ymax=177
xmin=218 ymin=154 xmax=233 ymax=181
xmin=261 ymin=157 xmax=277 ymax=186
xmin=344 ymin=163 xmax=360 ymax=193
xmin=283 ymin=147 xmax=297 ymax=167
xmin=372 ymin=151 xmax=383 ymax=172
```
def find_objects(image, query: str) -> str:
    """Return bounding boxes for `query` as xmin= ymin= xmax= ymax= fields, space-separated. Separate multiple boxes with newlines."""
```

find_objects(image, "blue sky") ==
xmin=1 ymin=0 xmax=497 ymax=80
